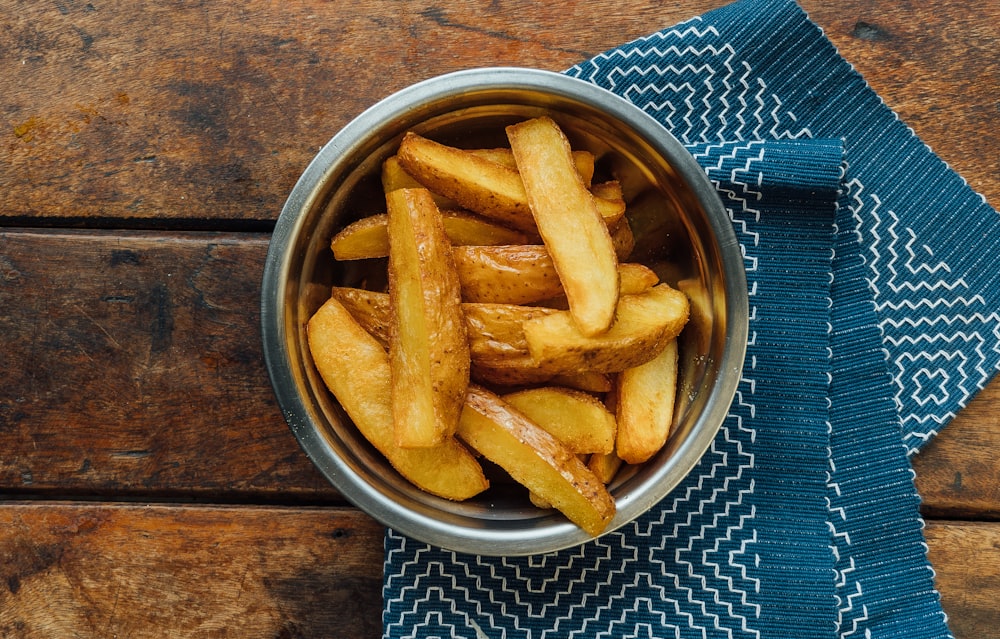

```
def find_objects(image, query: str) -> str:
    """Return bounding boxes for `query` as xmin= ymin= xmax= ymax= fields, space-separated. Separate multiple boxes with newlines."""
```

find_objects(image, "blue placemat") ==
xmin=383 ymin=1 xmax=1000 ymax=637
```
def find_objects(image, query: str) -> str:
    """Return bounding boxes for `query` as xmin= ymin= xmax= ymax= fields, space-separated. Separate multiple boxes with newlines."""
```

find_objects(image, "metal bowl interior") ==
xmin=261 ymin=67 xmax=748 ymax=555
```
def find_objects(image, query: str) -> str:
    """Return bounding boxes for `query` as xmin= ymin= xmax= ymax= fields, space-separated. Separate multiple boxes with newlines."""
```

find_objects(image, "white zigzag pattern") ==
xmin=856 ymin=190 xmax=1000 ymax=449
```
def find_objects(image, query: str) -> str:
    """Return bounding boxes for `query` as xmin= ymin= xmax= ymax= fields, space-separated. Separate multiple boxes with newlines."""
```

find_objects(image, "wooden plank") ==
xmin=2 ymin=228 xmax=998 ymax=516
xmin=914 ymin=379 xmax=1000 ymax=519
xmin=0 ymin=503 xmax=384 ymax=639
xmin=2 ymin=1 xmax=995 ymax=226
xmin=926 ymin=521 xmax=1000 ymax=639
xmin=0 ymin=503 xmax=994 ymax=639
xmin=0 ymin=229 xmax=333 ymax=500
xmin=0 ymin=0 xmax=727 ymax=226
xmin=802 ymin=1 xmax=1000 ymax=209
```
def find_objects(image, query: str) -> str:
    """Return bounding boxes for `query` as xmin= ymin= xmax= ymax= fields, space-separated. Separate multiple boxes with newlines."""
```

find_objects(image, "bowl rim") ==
xmin=261 ymin=66 xmax=749 ymax=555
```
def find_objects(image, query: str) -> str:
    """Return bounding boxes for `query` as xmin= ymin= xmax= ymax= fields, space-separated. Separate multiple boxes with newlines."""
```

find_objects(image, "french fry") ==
xmin=587 ymin=449 xmax=624 ymax=484
xmin=615 ymin=338 xmax=679 ymax=464
xmin=457 ymin=385 xmax=616 ymax=535
xmin=453 ymin=245 xmax=564 ymax=304
xmin=523 ymin=283 xmax=689 ymax=373
xmin=313 ymin=115 xmax=695 ymax=536
xmin=502 ymin=387 xmax=616 ymax=455
xmin=307 ymin=297 xmax=488 ymax=500
xmin=387 ymin=188 xmax=470 ymax=448
xmin=468 ymin=147 xmax=597 ymax=187
xmin=507 ymin=116 xmax=620 ymax=335
xmin=398 ymin=132 xmax=629 ymax=234
xmin=397 ymin=132 xmax=537 ymax=232
xmin=331 ymin=210 xmax=531 ymax=260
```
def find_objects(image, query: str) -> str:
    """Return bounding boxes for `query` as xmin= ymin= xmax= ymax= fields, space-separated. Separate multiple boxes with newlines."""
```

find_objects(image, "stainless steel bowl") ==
xmin=261 ymin=67 xmax=748 ymax=555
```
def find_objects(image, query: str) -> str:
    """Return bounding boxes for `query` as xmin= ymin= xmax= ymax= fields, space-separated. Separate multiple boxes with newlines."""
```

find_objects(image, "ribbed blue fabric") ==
xmin=383 ymin=1 xmax=1000 ymax=637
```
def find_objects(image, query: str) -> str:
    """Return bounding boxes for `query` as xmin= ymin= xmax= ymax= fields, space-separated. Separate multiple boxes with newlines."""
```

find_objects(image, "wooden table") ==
xmin=1 ymin=2 xmax=997 ymax=637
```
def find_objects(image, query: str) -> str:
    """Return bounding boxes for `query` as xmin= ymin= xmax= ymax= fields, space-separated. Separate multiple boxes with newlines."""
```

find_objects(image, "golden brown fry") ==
xmin=307 ymin=297 xmax=488 ymax=500
xmin=587 ymin=449 xmax=624 ymax=485
xmin=457 ymin=385 xmax=616 ymax=535
xmin=618 ymin=262 xmax=659 ymax=295
xmin=468 ymin=148 xmax=597 ymax=187
xmin=615 ymin=338 xmax=679 ymax=464
xmin=397 ymin=132 xmax=537 ymax=232
xmin=502 ymin=387 xmax=616 ymax=455
xmin=523 ymin=283 xmax=689 ymax=373
xmin=453 ymin=244 xmax=564 ymax=304
xmin=507 ymin=116 xmax=620 ymax=335
xmin=331 ymin=211 xmax=531 ymax=260
xmin=387 ymin=188 xmax=470 ymax=448
xmin=330 ymin=286 xmax=391 ymax=347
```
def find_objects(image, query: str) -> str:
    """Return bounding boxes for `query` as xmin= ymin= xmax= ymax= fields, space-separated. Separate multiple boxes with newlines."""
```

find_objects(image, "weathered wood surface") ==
xmin=0 ymin=503 xmax=993 ymax=639
xmin=3 ymin=228 xmax=997 ymax=514
xmin=1 ymin=0 xmax=998 ymax=638
xmin=0 ymin=504 xmax=385 ymax=638
xmin=1 ymin=0 xmax=997 ymax=226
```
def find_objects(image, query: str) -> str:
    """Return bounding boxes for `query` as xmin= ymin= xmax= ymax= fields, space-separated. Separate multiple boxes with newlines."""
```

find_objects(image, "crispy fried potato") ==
xmin=307 ymin=297 xmax=487 ymax=500
xmin=382 ymin=154 xmax=458 ymax=209
xmin=616 ymin=338 xmax=679 ymax=464
xmin=397 ymin=132 xmax=537 ymax=232
xmin=507 ymin=116 xmax=619 ymax=335
xmin=502 ymin=387 xmax=616 ymax=455
xmin=523 ymin=283 xmax=689 ymax=373
xmin=453 ymin=244 xmax=564 ymax=304
xmin=330 ymin=286 xmax=391 ymax=347
xmin=399 ymin=132 xmax=630 ymax=234
xmin=331 ymin=211 xmax=531 ymax=260
xmin=387 ymin=188 xmax=470 ymax=448
xmin=468 ymin=147 xmax=597 ymax=187
xmin=590 ymin=180 xmax=626 ymax=226
xmin=457 ymin=385 xmax=616 ymax=535
xmin=587 ymin=449 xmax=624 ymax=484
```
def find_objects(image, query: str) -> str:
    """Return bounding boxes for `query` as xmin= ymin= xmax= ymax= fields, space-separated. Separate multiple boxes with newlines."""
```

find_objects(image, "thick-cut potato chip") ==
xmin=587 ymin=450 xmax=624 ymax=485
xmin=386 ymin=188 xmax=470 ymax=448
xmin=457 ymin=385 xmax=616 ymax=535
xmin=523 ymin=283 xmax=689 ymax=373
xmin=307 ymin=297 xmax=488 ymax=500
xmin=331 ymin=210 xmax=531 ymax=260
xmin=616 ymin=338 xmax=679 ymax=464
xmin=507 ymin=116 xmax=620 ymax=336
xmin=502 ymin=387 xmax=616 ymax=455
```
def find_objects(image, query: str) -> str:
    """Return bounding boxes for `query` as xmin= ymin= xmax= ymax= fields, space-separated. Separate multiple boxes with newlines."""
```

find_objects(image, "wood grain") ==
xmin=0 ymin=503 xmax=384 ymax=639
xmin=0 ymin=229 xmax=333 ymax=500
xmin=926 ymin=521 xmax=1000 ymax=639
xmin=3 ymin=1 xmax=995 ymax=226
xmin=914 ymin=379 xmax=1000 ymax=519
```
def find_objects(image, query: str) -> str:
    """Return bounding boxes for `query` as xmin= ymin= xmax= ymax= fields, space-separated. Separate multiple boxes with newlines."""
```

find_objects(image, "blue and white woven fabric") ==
xmin=383 ymin=1 xmax=1000 ymax=637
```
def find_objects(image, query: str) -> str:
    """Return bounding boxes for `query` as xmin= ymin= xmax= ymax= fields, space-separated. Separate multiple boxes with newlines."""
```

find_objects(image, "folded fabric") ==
xmin=383 ymin=1 xmax=1000 ymax=637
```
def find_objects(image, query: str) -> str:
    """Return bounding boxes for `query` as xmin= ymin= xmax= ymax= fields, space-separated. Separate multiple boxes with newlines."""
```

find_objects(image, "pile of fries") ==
xmin=307 ymin=115 xmax=689 ymax=536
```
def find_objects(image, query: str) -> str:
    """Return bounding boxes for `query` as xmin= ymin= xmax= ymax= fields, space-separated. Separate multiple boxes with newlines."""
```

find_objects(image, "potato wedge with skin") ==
xmin=387 ymin=188 xmax=470 ymax=448
xmin=468 ymin=148 xmax=597 ymax=187
xmin=523 ymin=283 xmax=689 ymax=373
xmin=398 ymin=132 xmax=629 ymax=234
xmin=502 ymin=387 xmax=616 ymax=455
xmin=616 ymin=338 xmax=679 ymax=464
xmin=382 ymin=154 xmax=458 ymax=209
xmin=507 ymin=116 xmax=619 ymax=335
xmin=307 ymin=297 xmax=488 ymax=500
xmin=331 ymin=211 xmax=531 ymax=260
xmin=453 ymin=244 xmax=564 ymax=304
xmin=397 ymin=132 xmax=536 ymax=232
xmin=457 ymin=385 xmax=616 ymax=535
xmin=587 ymin=449 xmax=624 ymax=485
